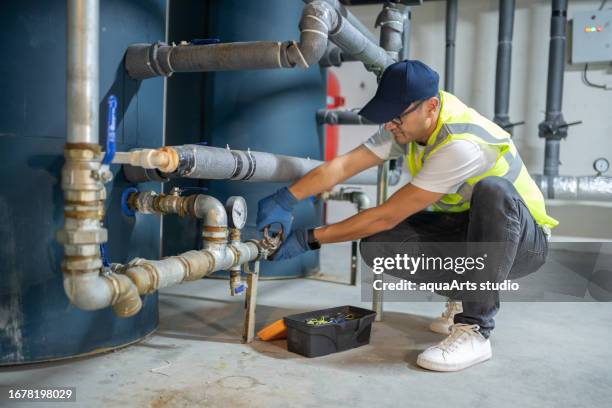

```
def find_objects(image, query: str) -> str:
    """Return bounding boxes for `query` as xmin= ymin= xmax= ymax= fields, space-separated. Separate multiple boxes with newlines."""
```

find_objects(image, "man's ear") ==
xmin=426 ymin=97 xmax=440 ymax=114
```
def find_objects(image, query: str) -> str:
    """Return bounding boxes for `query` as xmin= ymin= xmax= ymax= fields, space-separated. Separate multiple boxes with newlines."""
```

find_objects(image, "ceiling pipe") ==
xmin=493 ymin=0 xmax=517 ymax=135
xmin=57 ymin=0 xmax=141 ymax=317
xmin=126 ymin=0 xmax=393 ymax=80
xmin=444 ymin=0 xmax=458 ymax=93
xmin=113 ymin=145 xmax=401 ymax=186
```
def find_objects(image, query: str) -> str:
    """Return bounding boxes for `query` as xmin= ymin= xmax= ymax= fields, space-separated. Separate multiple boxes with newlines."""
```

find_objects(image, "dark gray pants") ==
xmin=359 ymin=176 xmax=549 ymax=337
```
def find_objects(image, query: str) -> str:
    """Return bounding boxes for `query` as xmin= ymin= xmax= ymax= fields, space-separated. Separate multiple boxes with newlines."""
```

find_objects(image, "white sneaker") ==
xmin=417 ymin=324 xmax=492 ymax=372
xmin=429 ymin=300 xmax=462 ymax=334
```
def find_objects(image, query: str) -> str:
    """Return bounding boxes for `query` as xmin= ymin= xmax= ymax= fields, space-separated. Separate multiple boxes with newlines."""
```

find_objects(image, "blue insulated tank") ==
xmin=205 ymin=0 xmax=326 ymax=278
xmin=0 ymin=0 xmax=165 ymax=364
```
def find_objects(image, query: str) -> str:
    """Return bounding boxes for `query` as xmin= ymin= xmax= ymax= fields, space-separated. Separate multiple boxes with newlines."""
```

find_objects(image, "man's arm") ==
xmin=313 ymin=183 xmax=444 ymax=244
xmin=288 ymin=145 xmax=383 ymax=200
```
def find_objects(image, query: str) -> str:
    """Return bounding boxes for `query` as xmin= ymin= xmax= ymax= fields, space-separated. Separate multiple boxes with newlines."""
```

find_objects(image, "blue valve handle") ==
xmin=121 ymin=186 xmax=140 ymax=217
xmin=102 ymin=95 xmax=118 ymax=165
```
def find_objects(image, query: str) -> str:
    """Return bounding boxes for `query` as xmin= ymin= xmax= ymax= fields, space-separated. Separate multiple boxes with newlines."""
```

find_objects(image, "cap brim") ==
xmin=359 ymin=97 xmax=408 ymax=124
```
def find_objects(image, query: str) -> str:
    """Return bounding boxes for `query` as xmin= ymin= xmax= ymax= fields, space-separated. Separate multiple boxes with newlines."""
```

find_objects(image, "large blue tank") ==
xmin=0 ymin=0 xmax=165 ymax=364
xmin=205 ymin=0 xmax=326 ymax=278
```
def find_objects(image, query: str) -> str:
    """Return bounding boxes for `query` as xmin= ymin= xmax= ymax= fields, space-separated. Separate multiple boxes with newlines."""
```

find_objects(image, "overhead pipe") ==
xmin=113 ymin=145 xmax=401 ymax=186
xmin=306 ymin=0 xmax=379 ymax=44
xmin=538 ymin=0 xmax=569 ymax=179
xmin=57 ymin=0 xmax=141 ymax=317
xmin=399 ymin=6 xmax=412 ymax=60
xmin=445 ymin=0 xmax=458 ymax=93
xmin=317 ymin=109 xmax=374 ymax=125
xmin=126 ymin=1 xmax=393 ymax=80
xmin=319 ymin=43 xmax=358 ymax=67
xmin=376 ymin=2 xmax=405 ymax=61
xmin=121 ymin=192 xmax=280 ymax=297
xmin=493 ymin=0 xmax=517 ymax=134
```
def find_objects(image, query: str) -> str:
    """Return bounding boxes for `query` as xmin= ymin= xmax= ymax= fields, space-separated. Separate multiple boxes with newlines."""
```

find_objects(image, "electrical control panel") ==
xmin=571 ymin=9 xmax=612 ymax=64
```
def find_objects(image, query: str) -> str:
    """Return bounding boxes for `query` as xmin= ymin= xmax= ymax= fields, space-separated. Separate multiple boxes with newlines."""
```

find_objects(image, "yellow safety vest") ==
xmin=406 ymin=91 xmax=559 ymax=229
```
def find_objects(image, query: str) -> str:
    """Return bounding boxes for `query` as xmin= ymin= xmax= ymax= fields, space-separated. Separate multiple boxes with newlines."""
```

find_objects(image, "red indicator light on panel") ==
xmin=596 ymin=26 xmax=602 ymax=32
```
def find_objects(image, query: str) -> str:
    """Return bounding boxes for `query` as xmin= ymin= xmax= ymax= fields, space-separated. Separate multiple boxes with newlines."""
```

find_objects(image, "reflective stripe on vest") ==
xmin=406 ymin=115 xmax=559 ymax=228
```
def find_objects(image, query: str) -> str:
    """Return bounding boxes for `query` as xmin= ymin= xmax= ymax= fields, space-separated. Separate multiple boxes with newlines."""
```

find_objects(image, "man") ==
xmin=257 ymin=60 xmax=557 ymax=371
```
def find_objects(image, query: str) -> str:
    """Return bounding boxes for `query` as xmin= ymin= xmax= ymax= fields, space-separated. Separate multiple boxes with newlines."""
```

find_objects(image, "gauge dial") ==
xmin=593 ymin=158 xmax=609 ymax=174
xmin=226 ymin=196 xmax=247 ymax=229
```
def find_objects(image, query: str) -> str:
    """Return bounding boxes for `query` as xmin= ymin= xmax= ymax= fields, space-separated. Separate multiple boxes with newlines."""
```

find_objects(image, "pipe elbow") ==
xmin=63 ymin=272 xmax=114 ymax=311
xmin=192 ymin=195 xmax=228 ymax=227
xmin=110 ymin=274 xmax=143 ymax=318
xmin=290 ymin=1 xmax=337 ymax=67
xmin=352 ymin=191 xmax=371 ymax=211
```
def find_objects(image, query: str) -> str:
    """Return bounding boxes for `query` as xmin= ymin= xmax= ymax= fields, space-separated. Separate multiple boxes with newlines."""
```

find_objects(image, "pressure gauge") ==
xmin=225 ymin=196 xmax=248 ymax=229
xmin=593 ymin=158 xmax=609 ymax=174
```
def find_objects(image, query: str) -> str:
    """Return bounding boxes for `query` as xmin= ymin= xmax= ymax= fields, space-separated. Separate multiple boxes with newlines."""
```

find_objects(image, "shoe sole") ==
xmin=416 ymin=350 xmax=492 ymax=372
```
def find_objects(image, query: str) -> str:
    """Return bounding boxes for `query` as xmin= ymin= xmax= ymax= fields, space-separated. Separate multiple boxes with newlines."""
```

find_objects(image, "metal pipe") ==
xmin=305 ymin=0 xmax=379 ymax=44
xmin=114 ymin=145 xmax=399 ymax=186
xmin=319 ymin=43 xmax=358 ymax=67
xmin=317 ymin=109 xmax=374 ymax=125
xmin=373 ymin=161 xmax=389 ymax=321
xmin=399 ymin=6 xmax=412 ymax=60
xmin=445 ymin=0 xmax=458 ymax=93
xmin=534 ymin=175 xmax=612 ymax=201
xmin=538 ymin=0 xmax=568 ymax=177
xmin=493 ymin=0 xmax=515 ymax=133
xmin=376 ymin=2 xmax=405 ymax=61
xmin=127 ymin=1 xmax=392 ymax=79
xmin=59 ymin=0 xmax=141 ymax=317
xmin=67 ymin=0 xmax=99 ymax=144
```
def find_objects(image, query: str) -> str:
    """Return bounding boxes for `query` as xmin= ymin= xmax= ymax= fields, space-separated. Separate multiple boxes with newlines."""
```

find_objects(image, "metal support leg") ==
xmin=373 ymin=162 xmax=389 ymax=321
xmin=242 ymin=260 xmax=260 ymax=343
xmin=350 ymin=241 xmax=358 ymax=286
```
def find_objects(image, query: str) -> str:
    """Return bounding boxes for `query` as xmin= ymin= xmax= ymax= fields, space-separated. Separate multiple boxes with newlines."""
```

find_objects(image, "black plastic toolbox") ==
xmin=283 ymin=305 xmax=376 ymax=358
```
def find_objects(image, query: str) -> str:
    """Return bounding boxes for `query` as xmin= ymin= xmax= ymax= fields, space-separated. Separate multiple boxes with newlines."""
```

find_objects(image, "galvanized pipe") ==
xmin=399 ymin=6 xmax=412 ymax=60
xmin=59 ymin=0 xmax=141 ymax=317
xmin=66 ymin=0 xmax=99 ymax=144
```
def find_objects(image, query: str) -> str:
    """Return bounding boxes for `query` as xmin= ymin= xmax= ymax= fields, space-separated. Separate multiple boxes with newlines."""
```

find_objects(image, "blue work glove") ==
xmin=269 ymin=229 xmax=310 ymax=261
xmin=256 ymin=187 xmax=299 ymax=235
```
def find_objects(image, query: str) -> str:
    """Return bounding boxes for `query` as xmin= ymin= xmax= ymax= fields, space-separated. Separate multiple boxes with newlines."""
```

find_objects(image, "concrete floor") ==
xmin=2 ymin=243 xmax=611 ymax=407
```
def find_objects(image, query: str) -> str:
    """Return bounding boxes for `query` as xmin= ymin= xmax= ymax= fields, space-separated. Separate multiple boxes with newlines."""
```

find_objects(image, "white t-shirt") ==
xmin=363 ymin=127 xmax=498 ymax=194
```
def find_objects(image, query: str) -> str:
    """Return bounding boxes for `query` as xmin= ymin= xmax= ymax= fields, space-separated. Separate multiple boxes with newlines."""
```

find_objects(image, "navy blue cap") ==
xmin=359 ymin=60 xmax=440 ymax=124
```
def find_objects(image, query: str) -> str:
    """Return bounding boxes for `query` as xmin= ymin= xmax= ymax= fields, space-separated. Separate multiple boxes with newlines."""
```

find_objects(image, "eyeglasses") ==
xmin=390 ymin=100 xmax=425 ymax=126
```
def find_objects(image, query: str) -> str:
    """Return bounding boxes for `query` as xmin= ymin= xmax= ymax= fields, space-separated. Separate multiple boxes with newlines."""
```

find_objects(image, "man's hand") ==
xmin=269 ymin=229 xmax=310 ymax=261
xmin=256 ymin=187 xmax=299 ymax=234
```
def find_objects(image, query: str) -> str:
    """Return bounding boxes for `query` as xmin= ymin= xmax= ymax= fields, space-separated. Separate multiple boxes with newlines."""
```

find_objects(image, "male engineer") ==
xmin=256 ymin=60 xmax=557 ymax=371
